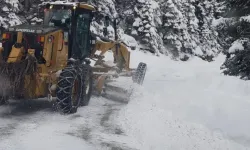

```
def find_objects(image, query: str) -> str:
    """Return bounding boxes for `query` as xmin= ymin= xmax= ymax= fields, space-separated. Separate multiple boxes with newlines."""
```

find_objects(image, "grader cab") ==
xmin=0 ymin=1 xmax=147 ymax=114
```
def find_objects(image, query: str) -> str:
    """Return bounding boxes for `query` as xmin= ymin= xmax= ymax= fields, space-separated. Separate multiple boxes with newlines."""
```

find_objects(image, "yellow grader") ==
xmin=0 ymin=1 xmax=147 ymax=114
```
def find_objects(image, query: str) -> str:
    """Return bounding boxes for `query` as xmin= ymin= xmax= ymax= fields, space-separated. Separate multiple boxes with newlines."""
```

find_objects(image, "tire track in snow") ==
xmin=0 ymin=96 xmax=138 ymax=150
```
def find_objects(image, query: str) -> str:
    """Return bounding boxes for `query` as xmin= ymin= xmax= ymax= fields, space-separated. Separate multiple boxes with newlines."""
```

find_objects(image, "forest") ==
xmin=0 ymin=0 xmax=250 ymax=79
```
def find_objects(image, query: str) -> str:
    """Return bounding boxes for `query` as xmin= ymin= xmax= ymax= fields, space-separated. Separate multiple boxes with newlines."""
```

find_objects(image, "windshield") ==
xmin=44 ymin=9 xmax=72 ymax=28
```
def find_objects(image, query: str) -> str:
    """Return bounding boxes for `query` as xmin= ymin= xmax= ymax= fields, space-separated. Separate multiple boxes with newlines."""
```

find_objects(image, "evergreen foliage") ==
xmin=0 ymin=0 xmax=225 ymax=61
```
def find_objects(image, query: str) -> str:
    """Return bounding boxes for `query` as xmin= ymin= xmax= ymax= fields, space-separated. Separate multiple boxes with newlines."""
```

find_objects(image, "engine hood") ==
xmin=7 ymin=24 xmax=60 ymax=35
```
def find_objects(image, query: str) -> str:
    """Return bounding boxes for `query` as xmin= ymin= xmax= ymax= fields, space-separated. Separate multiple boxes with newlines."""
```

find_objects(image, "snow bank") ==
xmin=229 ymin=40 xmax=244 ymax=53
xmin=118 ymin=93 xmax=246 ymax=150
xmin=115 ymin=51 xmax=250 ymax=149
xmin=120 ymin=33 xmax=139 ymax=49
xmin=212 ymin=18 xmax=235 ymax=27
xmin=240 ymin=15 xmax=250 ymax=22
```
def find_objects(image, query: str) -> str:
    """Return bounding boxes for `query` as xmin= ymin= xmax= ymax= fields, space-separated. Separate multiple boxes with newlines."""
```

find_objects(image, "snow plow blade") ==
xmin=92 ymin=62 xmax=147 ymax=103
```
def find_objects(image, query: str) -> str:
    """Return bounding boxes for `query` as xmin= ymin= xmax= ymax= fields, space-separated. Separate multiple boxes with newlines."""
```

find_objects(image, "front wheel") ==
xmin=55 ymin=66 xmax=83 ymax=114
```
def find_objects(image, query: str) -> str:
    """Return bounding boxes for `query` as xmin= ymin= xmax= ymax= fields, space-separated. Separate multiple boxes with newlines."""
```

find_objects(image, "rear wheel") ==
xmin=133 ymin=62 xmax=147 ymax=85
xmin=56 ymin=66 xmax=83 ymax=114
xmin=80 ymin=65 xmax=93 ymax=106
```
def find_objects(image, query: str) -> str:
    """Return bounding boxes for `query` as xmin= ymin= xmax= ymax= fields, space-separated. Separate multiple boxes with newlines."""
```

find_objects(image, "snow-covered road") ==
xmin=117 ymin=52 xmax=250 ymax=149
xmin=0 ymin=96 xmax=138 ymax=150
xmin=1 ymin=51 xmax=250 ymax=150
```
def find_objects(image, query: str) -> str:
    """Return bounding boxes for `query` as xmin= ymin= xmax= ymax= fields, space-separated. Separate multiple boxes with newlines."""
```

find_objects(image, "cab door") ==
xmin=72 ymin=11 xmax=92 ymax=60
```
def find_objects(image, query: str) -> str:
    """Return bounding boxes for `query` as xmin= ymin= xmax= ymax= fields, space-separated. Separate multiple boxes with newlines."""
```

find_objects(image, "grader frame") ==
xmin=0 ymin=1 xmax=147 ymax=114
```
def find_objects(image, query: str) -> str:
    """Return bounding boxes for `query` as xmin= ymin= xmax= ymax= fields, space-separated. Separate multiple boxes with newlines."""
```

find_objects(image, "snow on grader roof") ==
xmin=40 ymin=0 xmax=96 ymax=11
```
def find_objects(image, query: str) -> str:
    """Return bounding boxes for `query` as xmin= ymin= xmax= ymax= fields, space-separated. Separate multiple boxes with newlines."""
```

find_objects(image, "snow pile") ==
xmin=228 ymin=40 xmax=244 ymax=53
xmin=115 ymin=51 xmax=250 ymax=149
xmin=118 ymin=95 xmax=247 ymax=150
xmin=240 ymin=15 xmax=250 ymax=22
xmin=118 ymin=29 xmax=139 ymax=50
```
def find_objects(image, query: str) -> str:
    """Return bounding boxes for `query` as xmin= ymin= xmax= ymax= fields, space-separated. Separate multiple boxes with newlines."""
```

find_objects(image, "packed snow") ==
xmin=1 ymin=50 xmax=250 ymax=149
xmin=116 ymin=51 xmax=250 ymax=149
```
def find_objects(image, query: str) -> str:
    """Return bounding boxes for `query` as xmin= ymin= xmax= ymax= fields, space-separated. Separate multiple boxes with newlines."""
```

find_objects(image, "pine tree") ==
xmin=216 ymin=0 xmax=250 ymax=80
xmin=159 ymin=0 xmax=221 ymax=61
xmin=0 ymin=0 xmax=227 ymax=61
xmin=132 ymin=0 xmax=165 ymax=55
xmin=160 ymin=0 xmax=183 ymax=58
xmin=225 ymin=0 xmax=250 ymax=17
xmin=195 ymin=0 xmax=221 ymax=61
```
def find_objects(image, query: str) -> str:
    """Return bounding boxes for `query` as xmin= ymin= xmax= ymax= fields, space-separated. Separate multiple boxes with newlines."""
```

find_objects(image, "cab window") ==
xmin=75 ymin=13 xmax=90 ymax=58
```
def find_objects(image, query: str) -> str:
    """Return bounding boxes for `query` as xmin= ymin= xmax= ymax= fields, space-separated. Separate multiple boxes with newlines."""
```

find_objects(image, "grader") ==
xmin=0 ymin=1 xmax=147 ymax=114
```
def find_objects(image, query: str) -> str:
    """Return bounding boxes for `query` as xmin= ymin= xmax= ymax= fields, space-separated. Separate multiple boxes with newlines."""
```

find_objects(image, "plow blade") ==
xmin=94 ymin=76 xmax=135 ymax=103
xmin=101 ymin=84 xmax=133 ymax=103
xmin=92 ymin=62 xmax=147 ymax=103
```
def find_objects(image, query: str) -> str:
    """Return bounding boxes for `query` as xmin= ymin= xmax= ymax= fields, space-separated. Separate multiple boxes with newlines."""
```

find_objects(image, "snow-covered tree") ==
xmin=195 ymin=0 xmax=222 ymax=61
xmin=159 ymin=0 xmax=221 ymax=61
xmin=0 ymin=0 xmax=229 ymax=62
xmin=215 ymin=0 xmax=250 ymax=79
xmin=132 ymin=0 xmax=165 ymax=55
xmin=160 ymin=0 xmax=185 ymax=58
xmin=221 ymin=37 xmax=250 ymax=80
xmin=0 ymin=0 xmax=24 ymax=28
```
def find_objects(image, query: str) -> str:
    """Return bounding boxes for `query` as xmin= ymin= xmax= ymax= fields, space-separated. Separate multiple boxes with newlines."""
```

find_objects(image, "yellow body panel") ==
xmin=42 ymin=30 xmax=68 ymax=71
xmin=36 ymin=30 xmax=67 ymax=97
xmin=17 ymin=32 xmax=23 ymax=43
xmin=92 ymin=40 xmax=131 ymax=71
xmin=1 ymin=29 xmax=68 ymax=99
xmin=7 ymin=46 xmax=24 ymax=63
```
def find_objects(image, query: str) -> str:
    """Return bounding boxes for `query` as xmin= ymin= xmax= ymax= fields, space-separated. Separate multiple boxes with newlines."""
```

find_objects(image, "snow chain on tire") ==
xmin=55 ymin=63 xmax=93 ymax=114
xmin=133 ymin=62 xmax=147 ymax=85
